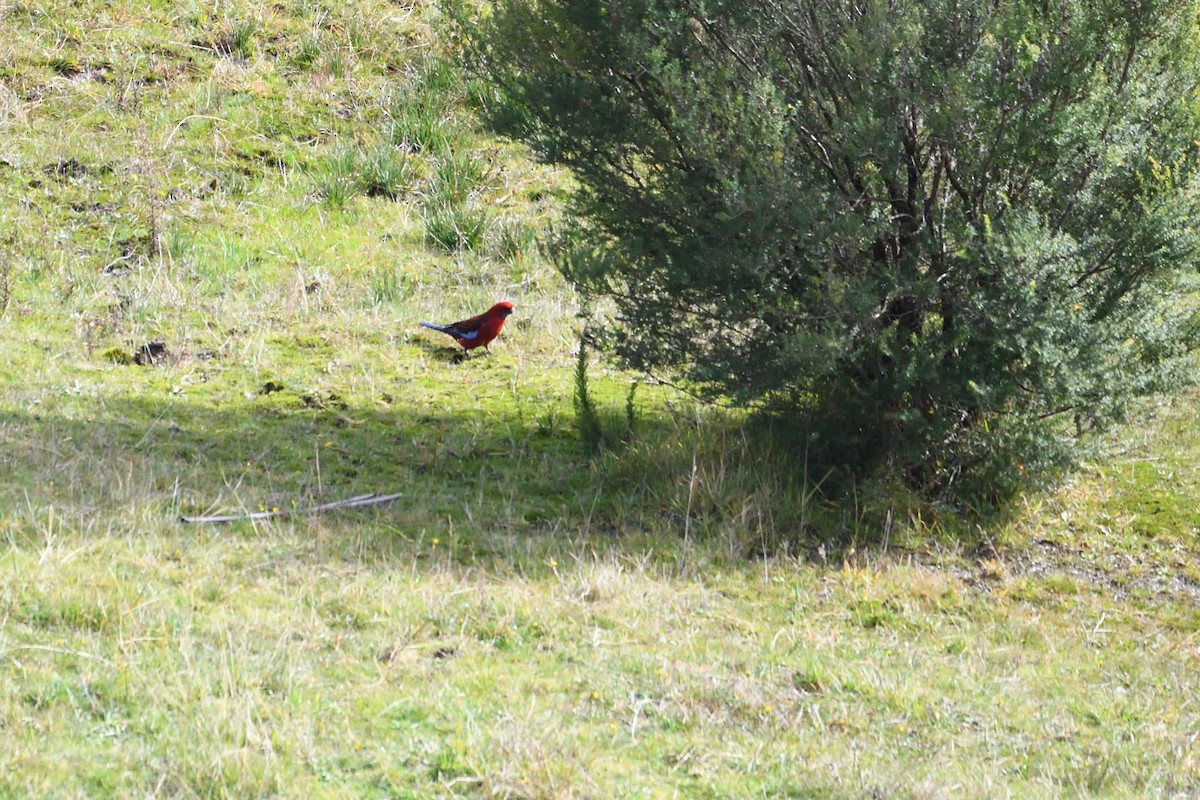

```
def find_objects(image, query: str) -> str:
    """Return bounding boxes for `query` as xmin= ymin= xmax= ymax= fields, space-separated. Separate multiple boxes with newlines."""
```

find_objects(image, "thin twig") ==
xmin=180 ymin=492 xmax=403 ymax=524
xmin=1 ymin=644 xmax=115 ymax=666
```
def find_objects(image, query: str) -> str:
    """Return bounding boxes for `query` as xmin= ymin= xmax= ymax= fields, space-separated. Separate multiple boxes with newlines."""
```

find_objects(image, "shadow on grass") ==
xmin=409 ymin=336 xmax=484 ymax=364
xmin=0 ymin=391 xmax=557 ymax=516
xmin=0 ymin=383 xmax=852 ymax=565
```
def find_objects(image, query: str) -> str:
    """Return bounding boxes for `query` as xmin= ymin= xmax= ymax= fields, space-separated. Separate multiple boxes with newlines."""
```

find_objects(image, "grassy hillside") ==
xmin=2 ymin=2 xmax=1200 ymax=798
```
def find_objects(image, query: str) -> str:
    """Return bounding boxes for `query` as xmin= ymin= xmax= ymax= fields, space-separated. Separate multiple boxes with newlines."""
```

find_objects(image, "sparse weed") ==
xmin=574 ymin=327 xmax=604 ymax=454
xmin=323 ymin=51 xmax=349 ymax=78
xmin=344 ymin=15 xmax=372 ymax=55
xmin=487 ymin=213 xmax=539 ymax=272
xmin=165 ymin=228 xmax=192 ymax=262
xmin=623 ymin=380 xmax=638 ymax=440
xmin=216 ymin=167 xmax=248 ymax=198
xmin=368 ymin=267 xmax=412 ymax=305
xmin=133 ymin=114 xmax=163 ymax=261
xmin=0 ymin=247 xmax=10 ymax=316
xmin=0 ymin=82 xmax=22 ymax=124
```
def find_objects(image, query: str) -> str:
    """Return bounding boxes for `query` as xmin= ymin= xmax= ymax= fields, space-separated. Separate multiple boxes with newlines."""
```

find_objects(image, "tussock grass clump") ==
xmin=289 ymin=32 xmax=323 ymax=71
xmin=311 ymin=145 xmax=361 ymax=206
xmin=213 ymin=19 xmax=258 ymax=59
xmin=386 ymin=57 xmax=467 ymax=158
xmin=427 ymin=148 xmax=489 ymax=205
xmin=357 ymin=142 xmax=410 ymax=198
xmin=389 ymin=94 xmax=455 ymax=157
xmin=423 ymin=203 xmax=488 ymax=252
xmin=311 ymin=143 xmax=411 ymax=205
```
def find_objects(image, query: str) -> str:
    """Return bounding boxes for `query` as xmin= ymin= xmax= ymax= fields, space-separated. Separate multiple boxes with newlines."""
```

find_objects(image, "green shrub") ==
xmin=466 ymin=0 xmax=1200 ymax=505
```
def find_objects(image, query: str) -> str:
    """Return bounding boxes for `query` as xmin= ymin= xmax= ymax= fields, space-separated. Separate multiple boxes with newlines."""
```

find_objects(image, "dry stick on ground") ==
xmin=180 ymin=492 xmax=403 ymax=524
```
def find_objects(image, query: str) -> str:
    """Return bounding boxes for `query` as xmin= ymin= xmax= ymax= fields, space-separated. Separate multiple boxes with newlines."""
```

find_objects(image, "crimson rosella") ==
xmin=419 ymin=301 xmax=513 ymax=351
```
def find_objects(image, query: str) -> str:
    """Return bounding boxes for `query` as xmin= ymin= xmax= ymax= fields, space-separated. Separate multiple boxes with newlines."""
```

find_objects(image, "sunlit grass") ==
xmin=1 ymin=2 xmax=1199 ymax=798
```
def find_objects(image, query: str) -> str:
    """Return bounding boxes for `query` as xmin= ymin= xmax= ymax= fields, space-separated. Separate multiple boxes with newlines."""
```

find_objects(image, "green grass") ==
xmin=2 ymin=2 xmax=1200 ymax=798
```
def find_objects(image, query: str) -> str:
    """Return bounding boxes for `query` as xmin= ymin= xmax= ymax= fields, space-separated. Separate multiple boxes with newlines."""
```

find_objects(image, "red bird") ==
xmin=419 ymin=301 xmax=513 ymax=352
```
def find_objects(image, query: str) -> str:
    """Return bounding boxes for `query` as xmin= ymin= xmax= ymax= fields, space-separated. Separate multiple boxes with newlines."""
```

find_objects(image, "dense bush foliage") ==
xmin=463 ymin=0 xmax=1200 ymax=502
